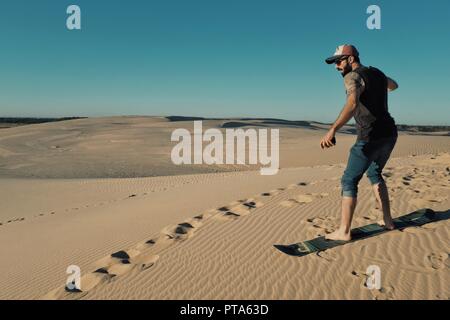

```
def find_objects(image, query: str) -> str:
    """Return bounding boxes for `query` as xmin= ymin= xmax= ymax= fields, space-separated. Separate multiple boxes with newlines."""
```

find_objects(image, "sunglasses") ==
xmin=335 ymin=56 xmax=349 ymax=65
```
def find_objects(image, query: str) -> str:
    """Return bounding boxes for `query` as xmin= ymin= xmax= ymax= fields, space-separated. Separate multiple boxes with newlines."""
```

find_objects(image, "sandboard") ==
xmin=274 ymin=209 xmax=442 ymax=257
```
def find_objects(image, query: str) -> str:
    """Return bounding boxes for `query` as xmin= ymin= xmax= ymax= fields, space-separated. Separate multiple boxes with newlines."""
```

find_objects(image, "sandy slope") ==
xmin=0 ymin=117 xmax=448 ymax=300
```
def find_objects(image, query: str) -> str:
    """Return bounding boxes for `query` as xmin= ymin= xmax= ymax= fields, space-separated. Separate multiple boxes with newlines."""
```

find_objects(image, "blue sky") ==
xmin=0 ymin=0 xmax=449 ymax=125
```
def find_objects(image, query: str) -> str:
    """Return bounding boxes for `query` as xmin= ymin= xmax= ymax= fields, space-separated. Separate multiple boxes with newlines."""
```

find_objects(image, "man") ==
xmin=321 ymin=44 xmax=399 ymax=241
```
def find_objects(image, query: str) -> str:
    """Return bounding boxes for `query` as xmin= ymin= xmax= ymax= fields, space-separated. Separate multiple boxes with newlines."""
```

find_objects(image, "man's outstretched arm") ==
xmin=320 ymin=91 xmax=358 ymax=149
xmin=331 ymin=91 xmax=358 ymax=132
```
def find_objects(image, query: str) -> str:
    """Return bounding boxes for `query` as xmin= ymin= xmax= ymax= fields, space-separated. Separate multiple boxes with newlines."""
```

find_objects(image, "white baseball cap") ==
xmin=325 ymin=44 xmax=359 ymax=64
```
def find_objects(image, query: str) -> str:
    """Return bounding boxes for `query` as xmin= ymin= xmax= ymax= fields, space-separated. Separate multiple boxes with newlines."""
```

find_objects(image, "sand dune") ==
xmin=0 ymin=117 xmax=448 ymax=300
xmin=0 ymin=116 xmax=448 ymax=178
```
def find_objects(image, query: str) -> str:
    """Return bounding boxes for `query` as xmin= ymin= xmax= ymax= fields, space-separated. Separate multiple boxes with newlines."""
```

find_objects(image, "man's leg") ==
xmin=366 ymin=137 xmax=398 ymax=230
xmin=371 ymin=182 xmax=395 ymax=230
xmin=325 ymin=197 xmax=357 ymax=241
xmin=326 ymin=141 xmax=370 ymax=241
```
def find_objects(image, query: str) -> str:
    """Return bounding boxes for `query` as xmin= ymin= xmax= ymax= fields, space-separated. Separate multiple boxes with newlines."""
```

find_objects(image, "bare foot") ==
xmin=377 ymin=218 xmax=395 ymax=230
xmin=325 ymin=228 xmax=351 ymax=241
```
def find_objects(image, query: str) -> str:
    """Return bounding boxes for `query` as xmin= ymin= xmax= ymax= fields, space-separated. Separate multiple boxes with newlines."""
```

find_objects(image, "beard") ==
xmin=338 ymin=64 xmax=352 ymax=77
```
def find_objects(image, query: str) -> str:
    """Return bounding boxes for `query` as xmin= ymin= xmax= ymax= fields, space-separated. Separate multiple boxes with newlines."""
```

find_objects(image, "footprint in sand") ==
xmin=67 ymin=271 xmax=115 ymax=294
xmin=106 ymin=261 xmax=134 ymax=277
xmin=410 ymin=195 xmax=447 ymax=208
xmin=350 ymin=269 xmax=395 ymax=299
xmin=355 ymin=208 xmax=380 ymax=223
xmin=50 ymin=248 xmax=162 ymax=298
xmin=402 ymin=175 xmax=414 ymax=182
xmin=136 ymin=234 xmax=177 ymax=252
xmin=349 ymin=269 xmax=394 ymax=299
xmin=316 ymin=250 xmax=338 ymax=262
xmin=280 ymin=199 xmax=303 ymax=208
xmin=135 ymin=254 xmax=160 ymax=271
xmin=46 ymin=192 xmax=277 ymax=299
xmin=212 ymin=206 xmax=240 ymax=221
xmin=305 ymin=216 xmax=336 ymax=236
xmin=350 ymin=269 xmax=366 ymax=278
xmin=213 ymin=198 xmax=264 ymax=221
xmin=162 ymin=218 xmax=203 ymax=240
xmin=263 ymin=187 xmax=288 ymax=197
xmin=350 ymin=269 xmax=371 ymax=286
xmin=41 ymin=268 xmax=115 ymax=299
xmin=3 ymin=217 xmax=26 ymax=225
xmin=371 ymin=286 xmax=395 ymax=300
xmin=285 ymin=181 xmax=310 ymax=189
xmin=91 ymin=249 xmax=141 ymax=271
xmin=67 ymin=252 xmax=156 ymax=297
xmin=270 ymin=188 xmax=283 ymax=196
xmin=426 ymin=253 xmax=450 ymax=270
xmin=296 ymin=194 xmax=315 ymax=203
xmin=45 ymin=213 xmax=207 ymax=299
xmin=280 ymin=193 xmax=328 ymax=208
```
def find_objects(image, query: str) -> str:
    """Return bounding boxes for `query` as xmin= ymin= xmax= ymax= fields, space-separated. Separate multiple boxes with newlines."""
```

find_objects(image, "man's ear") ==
xmin=348 ymin=56 xmax=354 ymax=64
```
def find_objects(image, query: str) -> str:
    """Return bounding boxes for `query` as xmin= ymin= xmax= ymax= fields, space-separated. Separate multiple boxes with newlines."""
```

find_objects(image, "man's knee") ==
xmin=341 ymin=173 xmax=363 ymax=198
xmin=367 ymin=173 xmax=385 ymax=186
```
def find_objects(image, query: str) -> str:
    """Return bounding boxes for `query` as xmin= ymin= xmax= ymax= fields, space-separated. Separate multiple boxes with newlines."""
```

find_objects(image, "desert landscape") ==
xmin=0 ymin=116 xmax=449 ymax=300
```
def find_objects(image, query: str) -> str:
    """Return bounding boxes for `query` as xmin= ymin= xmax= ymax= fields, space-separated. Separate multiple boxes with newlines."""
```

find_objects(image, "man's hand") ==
xmin=320 ymin=128 xmax=336 ymax=149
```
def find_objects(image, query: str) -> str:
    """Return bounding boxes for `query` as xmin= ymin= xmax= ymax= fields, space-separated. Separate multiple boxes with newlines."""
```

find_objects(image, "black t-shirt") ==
xmin=344 ymin=66 xmax=398 ymax=141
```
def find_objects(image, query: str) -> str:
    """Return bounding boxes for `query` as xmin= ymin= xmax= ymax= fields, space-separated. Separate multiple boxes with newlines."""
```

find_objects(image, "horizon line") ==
xmin=1 ymin=115 xmax=450 ymax=128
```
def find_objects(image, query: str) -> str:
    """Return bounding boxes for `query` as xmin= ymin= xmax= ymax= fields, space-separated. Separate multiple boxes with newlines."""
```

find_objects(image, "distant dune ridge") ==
xmin=0 ymin=116 xmax=449 ymax=300
xmin=0 ymin=117 xmax=86 ymax=128
xmin=2 ymin=115 xmax=449 ymax=132
xmin=0 ymin=116 xmax=449 ymax=178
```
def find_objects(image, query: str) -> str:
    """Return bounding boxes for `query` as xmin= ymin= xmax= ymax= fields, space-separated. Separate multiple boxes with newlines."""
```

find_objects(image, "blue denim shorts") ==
xmin=341 ymin=136 xmax=397 ymax=198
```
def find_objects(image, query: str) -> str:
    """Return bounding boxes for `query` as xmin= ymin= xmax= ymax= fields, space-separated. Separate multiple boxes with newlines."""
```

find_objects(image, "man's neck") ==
xmin=351 ymin=63 xmax=362 ymax=71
